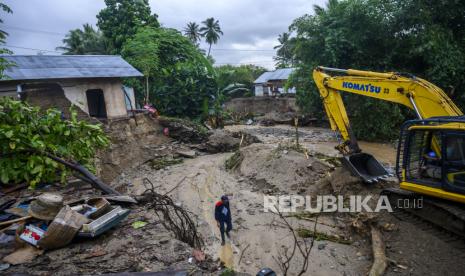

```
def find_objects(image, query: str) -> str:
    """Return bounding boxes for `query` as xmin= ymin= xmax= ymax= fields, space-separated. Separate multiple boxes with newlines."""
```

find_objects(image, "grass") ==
xmin=296 ymin=228 xmax=352 ymax=245
xmin=220 ymin=268 xmax=235 ymax=276
xmin=149 ymin=157 xmax=183 ymax=170
xmin=225 ymin=151 xmax=243 ymax=170
xmin=314 ymin=152 xmax=342 ymax=167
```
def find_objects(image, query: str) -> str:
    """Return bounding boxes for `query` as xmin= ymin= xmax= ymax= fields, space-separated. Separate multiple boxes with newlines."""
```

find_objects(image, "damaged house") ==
xmin=0 ymin=55 xmax=142 ymax=120
xmin=254 ymin=67 xmax=296 ymax=96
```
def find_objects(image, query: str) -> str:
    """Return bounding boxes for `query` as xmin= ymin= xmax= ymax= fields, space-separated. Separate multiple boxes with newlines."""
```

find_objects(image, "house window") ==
xmin=86 ymin=89 xmax=107 ymax=118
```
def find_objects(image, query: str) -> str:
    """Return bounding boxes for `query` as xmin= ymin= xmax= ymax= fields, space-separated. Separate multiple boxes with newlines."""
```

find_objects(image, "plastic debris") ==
xmin=20 ymin=225 xmax=46 ymax=246
xmin=131 ymin=221 xmax=147 ymax=229
xmin=0 ymin=263 xmax=10 ymax=271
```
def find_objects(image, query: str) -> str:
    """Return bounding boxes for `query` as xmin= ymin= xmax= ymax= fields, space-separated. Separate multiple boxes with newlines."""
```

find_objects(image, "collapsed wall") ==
xmin=224 ymin=96 xmax=297 ymax=115
xmin=95 ymin=114 xmax=170 ymax=183
xmin=22 ymin=83 xmax=90 ymax=120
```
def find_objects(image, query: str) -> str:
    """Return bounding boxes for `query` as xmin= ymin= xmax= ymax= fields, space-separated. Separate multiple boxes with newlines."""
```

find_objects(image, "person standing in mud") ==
xmin=215 ymin=195 xmax=232 ymax=246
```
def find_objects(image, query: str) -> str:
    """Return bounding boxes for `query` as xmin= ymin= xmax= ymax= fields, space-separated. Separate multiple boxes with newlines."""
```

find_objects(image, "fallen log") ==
xmin=43 ymin=152 xmax=120 ymax=195
xmin=369 ymin=226 xmax=388 ymax=276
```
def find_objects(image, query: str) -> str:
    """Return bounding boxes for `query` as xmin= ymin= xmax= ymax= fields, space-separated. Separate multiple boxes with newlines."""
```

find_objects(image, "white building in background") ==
xmin=253 ymin=68 xmax=296 ymax=96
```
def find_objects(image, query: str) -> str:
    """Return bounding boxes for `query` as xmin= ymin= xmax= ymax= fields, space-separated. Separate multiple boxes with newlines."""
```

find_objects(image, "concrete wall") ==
xmin=0 ymin=78 xmax=131 ymax=120
xmin=60 ymin=78 xmax=128 ymax=119
xmin=224 ymin=96 xmax=297 ymax=115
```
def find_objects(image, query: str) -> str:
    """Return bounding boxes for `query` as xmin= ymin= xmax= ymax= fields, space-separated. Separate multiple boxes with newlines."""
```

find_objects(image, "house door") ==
xmin=86 ymin=89 xmax=107 ymax=118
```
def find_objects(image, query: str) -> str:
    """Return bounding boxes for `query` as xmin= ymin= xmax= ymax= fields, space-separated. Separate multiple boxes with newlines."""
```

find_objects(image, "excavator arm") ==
xmin=313 ymin=66 xmax=462 ymax=154
xmin=313 ymin=66 xmax=463 ymax=182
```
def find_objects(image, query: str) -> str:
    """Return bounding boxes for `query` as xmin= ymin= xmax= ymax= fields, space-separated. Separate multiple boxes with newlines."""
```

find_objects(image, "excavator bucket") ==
xmin=342 ymin=153 xmax=390 ymax=183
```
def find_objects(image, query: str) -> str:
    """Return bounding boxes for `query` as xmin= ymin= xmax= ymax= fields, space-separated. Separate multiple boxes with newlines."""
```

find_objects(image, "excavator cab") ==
xmin=397 ymin=118 xmax=465 ymax=202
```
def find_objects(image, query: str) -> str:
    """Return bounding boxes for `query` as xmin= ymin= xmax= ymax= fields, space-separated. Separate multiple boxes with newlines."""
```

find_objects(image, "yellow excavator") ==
xmin=313 ymin=66 xmax=465 ymax=238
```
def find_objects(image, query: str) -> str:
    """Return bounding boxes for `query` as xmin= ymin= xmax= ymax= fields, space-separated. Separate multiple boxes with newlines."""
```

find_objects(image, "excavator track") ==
xmin=382 ymin=188 xmax=465 ymax=248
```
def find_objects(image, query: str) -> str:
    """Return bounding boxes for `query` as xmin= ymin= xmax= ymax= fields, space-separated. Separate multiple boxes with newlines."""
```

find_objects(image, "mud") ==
xmin=5 ymin=124 xmax=465 ymax=275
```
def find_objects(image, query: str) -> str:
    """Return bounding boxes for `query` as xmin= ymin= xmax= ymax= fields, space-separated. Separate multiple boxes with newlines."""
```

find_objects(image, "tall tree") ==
xmin=199 ymin=17 xmax=223 ymax=57
xmin=97 ymin=0 xmax=159 ymax=54
xmin=183 ymin=22 xmax=202 ymax=44
xmin=122 ymin=28 xmax=159 ymax=104
xmin=57 ymin=24 xmax=109 ymax=55
xmin=122 ymin=27 xmax=217 ymax=118
xmin=274 ymin=32 xmax=295 ymax=68
xmin=0 ymin=2 xmax=12 ymax=79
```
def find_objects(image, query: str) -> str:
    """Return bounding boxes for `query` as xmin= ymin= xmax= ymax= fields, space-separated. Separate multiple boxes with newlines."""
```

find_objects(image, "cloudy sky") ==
xmin=2 ymin=0 xmax=325 ymax=69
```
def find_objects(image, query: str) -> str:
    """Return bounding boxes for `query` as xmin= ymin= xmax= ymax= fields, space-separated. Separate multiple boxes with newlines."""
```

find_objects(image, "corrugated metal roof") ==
xmin=254 ymin=68 xmax=295 ymax=84
xmin=1 ymin=55 xmax=143 ymax=81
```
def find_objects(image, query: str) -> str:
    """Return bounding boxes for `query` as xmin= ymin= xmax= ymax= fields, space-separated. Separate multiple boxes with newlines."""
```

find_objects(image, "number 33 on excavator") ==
xmin=313 ymin=66 xmax=465 ymax=238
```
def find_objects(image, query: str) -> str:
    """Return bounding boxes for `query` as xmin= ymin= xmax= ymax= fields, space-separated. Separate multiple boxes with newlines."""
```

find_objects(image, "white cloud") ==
xmin=2 ymin=0 xmax=325 ymax=69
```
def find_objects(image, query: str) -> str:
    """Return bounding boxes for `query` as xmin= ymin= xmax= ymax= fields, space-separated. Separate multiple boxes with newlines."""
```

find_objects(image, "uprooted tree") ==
xmin=0 ymin=98 xmax=109 ymax=188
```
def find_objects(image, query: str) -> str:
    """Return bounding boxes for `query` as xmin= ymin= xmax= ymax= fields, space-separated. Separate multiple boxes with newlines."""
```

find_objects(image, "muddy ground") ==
xmin=112 ymin=124 xmax=465 ymax=275
xmin=3 ymin=124 xmax=465 ymax=275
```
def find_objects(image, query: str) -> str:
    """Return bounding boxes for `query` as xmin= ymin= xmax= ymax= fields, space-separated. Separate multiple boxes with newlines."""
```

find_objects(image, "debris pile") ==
xmin=0 ymin=189 xmax=131 ymax=268
xmin=0 ymin=176 xmax=216 ymax=274
xmin=158 ymin=116 xmax=209 ymax=143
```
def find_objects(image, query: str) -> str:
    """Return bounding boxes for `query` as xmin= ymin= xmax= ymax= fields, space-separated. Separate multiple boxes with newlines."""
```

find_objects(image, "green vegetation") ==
xmin=96 ymin=0 xmax=159 ymax=54
xmin=0 ymin=98 xmax=109 ymax=187
xmin=296 ymin=228 xmax=351 ymax=245
xmin=225 ymin=151 xmax=243 ymax=171
xmin=274 ymin=32 xmax=294 ymax=68
xmin=56 ymin=24 xmax=109 ymax=55
xmin=122 ymin=27 xmax=217 ymax=118
xmin=149 ymin=157 xmax=183 ymax=170
xmin=183 ymin=22 xmax=202 ymax=45
xmin=278 ymin=0 xmax=465 ymax=141
xmin=215 ymin=64 xmax=267 ymax=99
xmin=0 ymin=2 xmax=12 ymax=79
xmin=199 ymin=17 xmax=223 ymax=57
xmin=219 ymin=268 xmax=235 ymax=276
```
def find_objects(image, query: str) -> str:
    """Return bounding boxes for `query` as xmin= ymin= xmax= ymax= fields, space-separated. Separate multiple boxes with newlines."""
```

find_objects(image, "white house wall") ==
xmin=60 ymin=78 xmax=128 ymax=119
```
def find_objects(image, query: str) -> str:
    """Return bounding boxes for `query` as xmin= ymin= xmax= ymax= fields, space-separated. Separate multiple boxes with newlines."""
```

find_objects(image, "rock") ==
xmin=176 ymin=150 xmax=196 ymax=158
xmin=159 ymin=238 xmax=170 ymax=245
xmin=205 ymin=130 xmax=260 ymax=153
xmin=205 ymin=129 xmax=241 ymax=153
xmin=318 ymin=243 xmax=327 ymax=250
xmin=330 ymin=248 xmax=337 ymax=257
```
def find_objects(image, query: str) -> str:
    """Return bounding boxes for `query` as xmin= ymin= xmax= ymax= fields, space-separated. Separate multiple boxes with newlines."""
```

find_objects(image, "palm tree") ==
xmin=57 ymin=24 xmax=109 ymax=55
xmin=183 ymin=22 xmax=201 ymax=44
xmin=199 ymin=17 xmax=223 ymax=57
xmin=273 ymin=32 xmax=294 ymax=68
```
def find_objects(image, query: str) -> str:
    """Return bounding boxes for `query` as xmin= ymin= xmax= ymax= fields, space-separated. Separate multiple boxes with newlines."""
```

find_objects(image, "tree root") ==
xmin=369 ymin=226 xmax=387 ymax=276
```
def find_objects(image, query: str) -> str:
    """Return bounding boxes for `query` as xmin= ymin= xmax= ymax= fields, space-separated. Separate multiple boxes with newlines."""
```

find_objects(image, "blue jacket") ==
xmin=214 ymin=201 xmax=231 ymax=222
